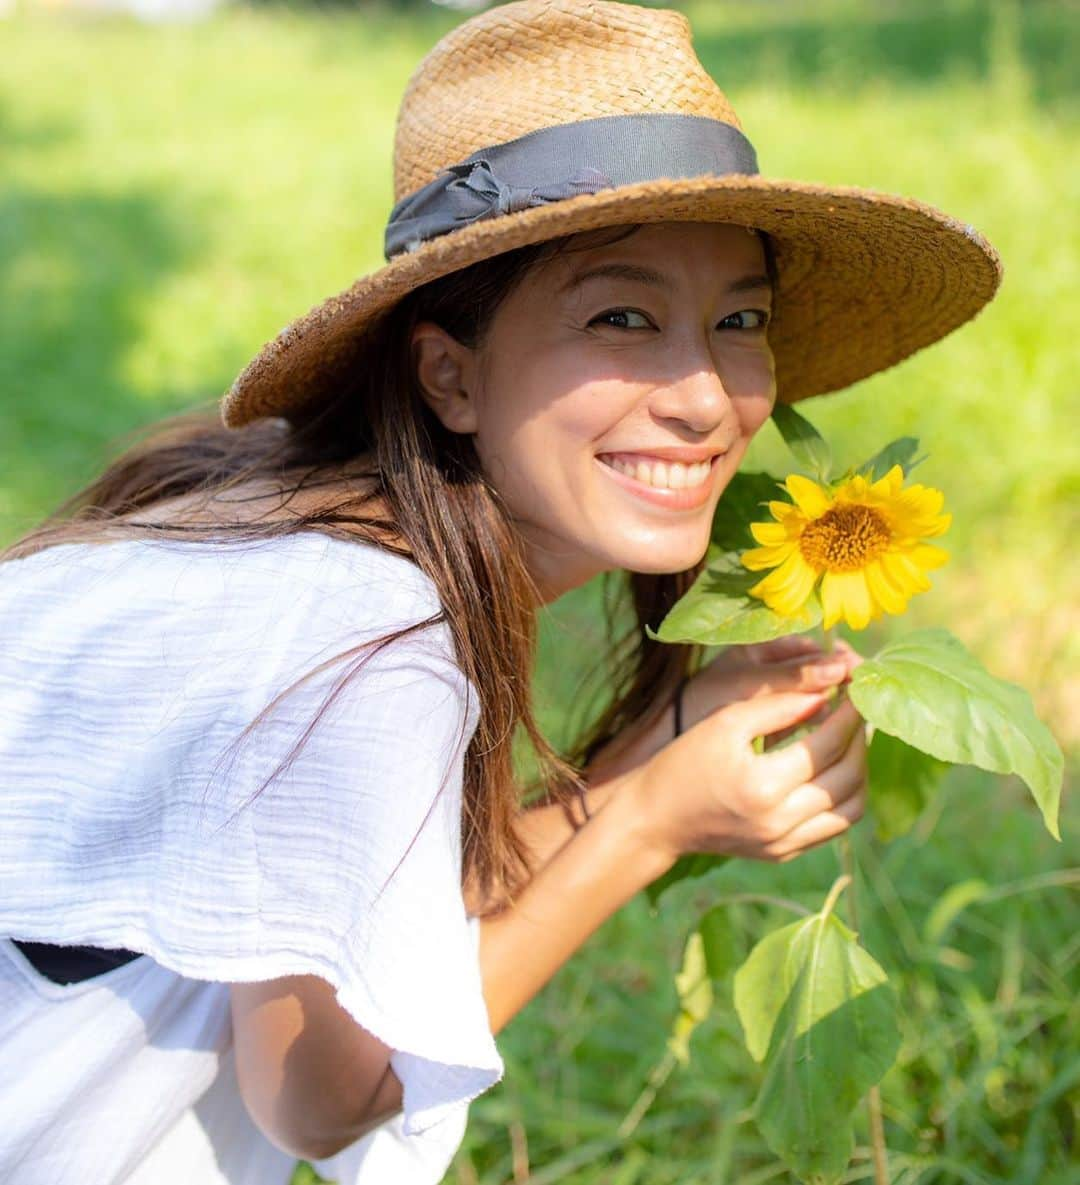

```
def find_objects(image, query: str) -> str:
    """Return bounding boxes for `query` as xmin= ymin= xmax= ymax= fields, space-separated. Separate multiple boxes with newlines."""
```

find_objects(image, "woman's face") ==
xmin=414 ymin=221 xmax=777 ymax=602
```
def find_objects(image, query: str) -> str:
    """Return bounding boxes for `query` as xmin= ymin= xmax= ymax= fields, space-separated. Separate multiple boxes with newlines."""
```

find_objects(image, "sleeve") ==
xmin=0 ymin=536 xmax=503 ymax=1135
xmin=205 ymin=605 xmax=502 ymax=1136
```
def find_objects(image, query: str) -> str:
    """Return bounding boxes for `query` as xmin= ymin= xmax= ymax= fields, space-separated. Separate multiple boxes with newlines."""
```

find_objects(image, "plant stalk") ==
xmin=825 ymin=625 xmax=890 ymax=1184
xmin=617 ymin=1048 xmax=678 ymax=1139
xmin=840 ymin=834 xmax=890 ymax=1185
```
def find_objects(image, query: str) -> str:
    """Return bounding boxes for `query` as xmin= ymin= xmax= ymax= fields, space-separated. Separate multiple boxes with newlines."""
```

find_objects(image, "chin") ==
xmin=604 ymin=539 xmax=710 ymax=578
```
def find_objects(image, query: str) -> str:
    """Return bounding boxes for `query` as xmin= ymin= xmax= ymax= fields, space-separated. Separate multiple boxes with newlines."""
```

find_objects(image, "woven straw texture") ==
xmin=221 ymin=0 xmax=1002 ymax=430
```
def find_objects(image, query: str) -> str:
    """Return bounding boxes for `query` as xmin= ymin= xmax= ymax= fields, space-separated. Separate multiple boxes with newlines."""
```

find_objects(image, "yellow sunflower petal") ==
xmin=912 ymin=511 xmax=951 ymax=539
xmin=749 ymin=551 xmax=819 ymax=617
xmin=749 ymin=521 xmax=790 ymax=546
xmin=870 ymin=464 xmax=905 ymax=498
xmin=842 ymin=473 xmax=871 ymax=501
xmin=901 ymin=483 xmax=944 ymax=513
xmin=768 ymin=500 xmax=805 ymax=529
xmin=820 ymin=569 xmax=874 ymax=630
xmin=864 ymin=559 xmax=909 ymax=617
xmin=889 ymin=487 xmax=948 ymax=536
xmin=819 ymin=571 xmax=842 ymax=630
xmin=742 ymin=542 xmax=796 ymax=571
xmin=783 ymin=474 xmax=832 ymax=518
xmin=881 ymin=550 xmax=932 ymax=595
xmin=909 ymin=543 xmax=950 ymax=570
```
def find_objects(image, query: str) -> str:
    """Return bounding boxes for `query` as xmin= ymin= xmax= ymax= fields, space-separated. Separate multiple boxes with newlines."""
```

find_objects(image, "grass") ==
xmin=2 ymin=1 xmax=1076 ymax=1181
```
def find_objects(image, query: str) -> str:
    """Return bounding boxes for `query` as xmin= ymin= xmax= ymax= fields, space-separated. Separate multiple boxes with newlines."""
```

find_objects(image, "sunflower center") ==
xmin=799 ymin=504 xmax=891 ymax=572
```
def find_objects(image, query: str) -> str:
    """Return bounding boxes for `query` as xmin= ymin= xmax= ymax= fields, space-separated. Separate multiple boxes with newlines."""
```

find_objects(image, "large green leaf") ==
xmin=733 ymin=899 xmax=900 ymax=1183
xmin=849 ymin=629 xmax=1063 ymax=840
xmin=709 ymin=470 xmax=783 ymax=554
xmin=867 ymin=728 xmax=950 ymax=842
xmin=645 ymin=853 xmax=729 ymax=908
xmin=650 ymin=560 xmax=821 ymax=647
xmin=668 ymin=930 xmax=714 ymax=1065
xmin=771 ymin=403 xmax=832 ymax=482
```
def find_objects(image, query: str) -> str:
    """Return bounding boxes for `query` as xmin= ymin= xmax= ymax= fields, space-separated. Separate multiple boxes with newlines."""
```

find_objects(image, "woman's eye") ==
xmin=589 ymin=308 xmax=654 ymax=330
xmin=720 ymin=309 xmax=770 ymax=331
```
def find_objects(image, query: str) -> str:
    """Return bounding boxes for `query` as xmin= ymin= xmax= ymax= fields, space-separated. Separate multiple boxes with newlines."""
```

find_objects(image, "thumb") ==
xmin=718 ymin=689 xmax=832 ymax=745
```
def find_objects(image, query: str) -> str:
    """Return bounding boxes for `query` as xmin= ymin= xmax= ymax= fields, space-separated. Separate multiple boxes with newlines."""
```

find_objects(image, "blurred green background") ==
xmin=2 ymin=1 xmax=1077 ymax=1182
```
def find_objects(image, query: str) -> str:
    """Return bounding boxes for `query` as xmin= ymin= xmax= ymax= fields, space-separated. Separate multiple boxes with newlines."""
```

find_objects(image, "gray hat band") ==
xmin=384 ymin=113 xmax=760 ymax=260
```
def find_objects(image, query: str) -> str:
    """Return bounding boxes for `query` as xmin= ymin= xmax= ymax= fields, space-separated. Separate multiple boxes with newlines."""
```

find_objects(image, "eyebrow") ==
xmin=559 ymin=262 xmax=774 ymax=296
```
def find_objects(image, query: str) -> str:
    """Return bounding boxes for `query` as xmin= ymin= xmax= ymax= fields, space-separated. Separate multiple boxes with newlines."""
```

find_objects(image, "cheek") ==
xmin=482 ymin=347 xmax=633 ymax=458
xmin=473 ymin=364 xmax=620 ymax=495
xmin=729 ymin=349 xmax=777 ymax=438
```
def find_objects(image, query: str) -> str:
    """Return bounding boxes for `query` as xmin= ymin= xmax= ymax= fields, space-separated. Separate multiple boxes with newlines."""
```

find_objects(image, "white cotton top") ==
xmin=0 ymin=532 xmax=504 ymax=1185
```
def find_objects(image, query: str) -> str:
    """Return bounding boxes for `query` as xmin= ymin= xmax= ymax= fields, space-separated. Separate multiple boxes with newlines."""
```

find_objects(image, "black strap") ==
xmin=11 ymin=940 xmax=142 ymax=985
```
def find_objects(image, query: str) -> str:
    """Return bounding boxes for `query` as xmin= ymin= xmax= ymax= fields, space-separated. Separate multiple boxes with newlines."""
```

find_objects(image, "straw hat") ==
xmin=220 ymin=0 xmax=1002 ymax=430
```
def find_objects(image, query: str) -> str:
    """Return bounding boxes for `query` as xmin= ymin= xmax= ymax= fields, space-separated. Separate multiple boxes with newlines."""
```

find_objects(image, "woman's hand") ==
xmin=616 ymin=636 xmax=867 ymax=865
xmin=677 ymin=634 xmax=860 ymax=738
xmin=585 ymin=635 xmax=860 ymax=787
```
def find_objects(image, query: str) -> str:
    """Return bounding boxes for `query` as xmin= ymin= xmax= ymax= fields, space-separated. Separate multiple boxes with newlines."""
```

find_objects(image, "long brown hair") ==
xmin=2 ymin=226 xmax=773 ymax=907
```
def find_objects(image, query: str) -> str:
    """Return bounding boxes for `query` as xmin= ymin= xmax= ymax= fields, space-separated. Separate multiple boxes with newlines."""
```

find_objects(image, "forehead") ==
xmin=541 ymin=222 xmax=770 ymax=293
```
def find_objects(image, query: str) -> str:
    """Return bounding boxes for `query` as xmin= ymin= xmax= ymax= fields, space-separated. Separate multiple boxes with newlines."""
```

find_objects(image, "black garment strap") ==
xmin=11 ymin=940 xmax=142 ymax=985
xmin=385 ymin=112 xmax=760 ymax=259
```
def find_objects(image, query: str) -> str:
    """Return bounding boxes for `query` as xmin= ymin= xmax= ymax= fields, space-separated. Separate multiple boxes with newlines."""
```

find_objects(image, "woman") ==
xmin=0 ymin=1 xmax=1001 ymax=1182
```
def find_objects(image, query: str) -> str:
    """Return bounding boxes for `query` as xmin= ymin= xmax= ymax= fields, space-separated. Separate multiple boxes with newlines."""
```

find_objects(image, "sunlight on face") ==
xmin=476 ymin=222 xmax=775 ymax=601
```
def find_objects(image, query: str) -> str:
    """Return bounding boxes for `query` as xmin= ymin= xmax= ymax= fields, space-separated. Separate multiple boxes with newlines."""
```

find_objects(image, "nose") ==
xmin=647 ymin=361 xmax=739 ymax=436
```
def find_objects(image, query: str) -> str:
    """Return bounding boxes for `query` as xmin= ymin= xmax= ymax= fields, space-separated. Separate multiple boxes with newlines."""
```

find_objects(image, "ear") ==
xmin=411 ymin=321 xmax=480 ymax=435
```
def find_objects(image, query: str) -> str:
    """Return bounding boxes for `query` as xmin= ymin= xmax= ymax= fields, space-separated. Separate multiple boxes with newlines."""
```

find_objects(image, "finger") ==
xmin=720 ymin=690 xmax=833 ymax=744
xmin=755 ymin=651 xmax=851 ymax=694
xmin=832 ymin=638 xmax=858 ymax=657
xmin=710 ymin=650 xmax=848 ymax=706
xmin=831 ymin=639 xmax=864 ymax=677
xmin=768 ymin=723 xmax=867 ymax=834
xmin=758 ymin=697 xmax=863 ymax=787
xmin=747 ymin=635 xmax=823 ymax=665
xmin=763 ymin=701 xmax=832 ymax=749
xmin=764 ymin=786 xmax=866 ymax=862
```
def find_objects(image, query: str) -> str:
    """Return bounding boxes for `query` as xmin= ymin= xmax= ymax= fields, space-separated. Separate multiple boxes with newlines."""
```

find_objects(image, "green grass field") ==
xmin=2 ymin=1 xmax=1077 ymax=1181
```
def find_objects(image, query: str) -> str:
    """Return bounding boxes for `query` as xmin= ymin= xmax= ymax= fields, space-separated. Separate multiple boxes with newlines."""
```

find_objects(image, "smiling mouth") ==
xmin=596 ymin=452 xmax=720 ymax=491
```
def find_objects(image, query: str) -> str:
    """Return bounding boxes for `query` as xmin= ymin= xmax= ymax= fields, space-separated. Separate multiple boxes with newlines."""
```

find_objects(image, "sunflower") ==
xmin=741 ymin=465 xmax=950 ymax=630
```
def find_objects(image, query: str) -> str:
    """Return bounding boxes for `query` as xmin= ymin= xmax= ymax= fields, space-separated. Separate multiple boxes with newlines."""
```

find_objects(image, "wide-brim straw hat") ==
xmin=220 ymin=0 xmax=1002 ymax=430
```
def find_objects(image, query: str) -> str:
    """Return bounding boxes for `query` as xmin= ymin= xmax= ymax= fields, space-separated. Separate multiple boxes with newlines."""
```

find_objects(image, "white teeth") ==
xmin=604 ymin=456 xmax=712 ymax=489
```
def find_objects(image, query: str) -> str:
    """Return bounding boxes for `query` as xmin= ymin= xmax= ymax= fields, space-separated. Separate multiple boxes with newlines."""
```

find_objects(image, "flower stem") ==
xmin=840 ymin=834 xmax=890 ymax=1185
xmin=823 ymin=623 xmax=888 ymax=1180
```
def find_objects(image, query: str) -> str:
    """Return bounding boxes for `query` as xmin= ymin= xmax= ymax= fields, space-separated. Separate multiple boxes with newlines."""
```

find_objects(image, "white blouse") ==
xmin=0 ymin=532 xmax=504 ymax=1184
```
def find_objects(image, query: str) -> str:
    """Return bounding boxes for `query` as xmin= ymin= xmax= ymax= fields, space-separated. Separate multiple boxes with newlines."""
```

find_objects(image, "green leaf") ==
xmin=849 ymin=628 xmax=1063 ymax=840
xmin=668 ymin=929 xmax=714 ymax=1066
xmin=771 ymin=402 xmax=832 ymax=481
xmin=650 ymin=559 xmax=821 ymax=647
xmin=867 ymin=728 xmax=950 ymax=842
xmin=733 ymin=898 xmax=900 ymax=1183
xmin=854 ymin=436 xmax=922 ymax=481
xmin=709 ymin=470 xmax=783 ymax=554
xmin=645 ymin=853 xmax=729 ymax=908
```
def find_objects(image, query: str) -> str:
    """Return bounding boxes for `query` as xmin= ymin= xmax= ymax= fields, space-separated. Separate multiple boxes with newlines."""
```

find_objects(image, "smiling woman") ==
xmin=0 ymin=1 xmax=1000 ymax=1183
xmin=410 ymin=222 xmax=778 ymax=593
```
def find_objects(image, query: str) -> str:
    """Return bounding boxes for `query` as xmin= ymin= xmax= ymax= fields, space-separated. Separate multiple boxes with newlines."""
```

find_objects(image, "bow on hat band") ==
xmin=384 ymin=113 xmax=760 ymax=260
